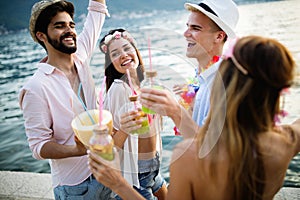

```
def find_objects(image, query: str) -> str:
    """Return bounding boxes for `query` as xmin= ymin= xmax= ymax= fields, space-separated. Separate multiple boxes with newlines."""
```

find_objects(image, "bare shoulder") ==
xmin=276 ymin=120 xmax=300 ymax=155
xmin=168 ymin=138 xmax=230 ymax=200
xmin=259 ymin=125 xmax=300 ymax=196
xmin=172 ymin=138 xmax=198 ymax=163
xmin=261 ymin=123 xmax=300 ymax=164
xmin=167 ymin=138 xmax=198 ymax=200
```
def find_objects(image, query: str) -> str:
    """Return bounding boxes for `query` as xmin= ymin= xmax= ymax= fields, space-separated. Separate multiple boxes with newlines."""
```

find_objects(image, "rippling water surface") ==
xmin=0 ymin=0 xmax=299 ymax=187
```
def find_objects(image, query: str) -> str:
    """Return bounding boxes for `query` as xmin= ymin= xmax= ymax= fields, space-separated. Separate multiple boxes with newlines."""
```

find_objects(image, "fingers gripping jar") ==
xmin=128 ymin=95 xmax=150 ymax=135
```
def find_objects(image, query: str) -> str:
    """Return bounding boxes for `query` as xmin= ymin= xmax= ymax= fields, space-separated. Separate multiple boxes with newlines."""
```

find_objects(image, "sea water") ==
xmin=0 ymin=0 xmax=299 ymax=187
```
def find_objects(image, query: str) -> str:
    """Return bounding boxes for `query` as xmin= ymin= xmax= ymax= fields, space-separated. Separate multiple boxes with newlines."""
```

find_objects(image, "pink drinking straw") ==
xmin=99 ymin=76 xmax=106 ymax=126
xmin=148 ymin=37 xmax=152 ymax=72
xmin=148 ymin=37 xmax=154 ymax=85
xmin=126 ymin=69 xmax=137 ymax=109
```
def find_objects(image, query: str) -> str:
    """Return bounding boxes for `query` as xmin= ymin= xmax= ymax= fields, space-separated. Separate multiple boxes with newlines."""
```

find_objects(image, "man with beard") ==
xmin=18 ymin=0 xmax=112 ymax=199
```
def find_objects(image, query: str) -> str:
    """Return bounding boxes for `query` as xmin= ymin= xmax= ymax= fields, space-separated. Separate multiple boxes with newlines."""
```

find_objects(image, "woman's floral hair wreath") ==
xmin=222 ymin=37 xmax=248 ymax=75
xmin=100 ymin=31 xmax=137 ymax=53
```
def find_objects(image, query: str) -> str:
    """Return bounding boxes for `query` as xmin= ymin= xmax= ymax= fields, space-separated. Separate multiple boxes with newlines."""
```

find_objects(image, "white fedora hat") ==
xmin=184 ymin=0 xmax=239 ymax=39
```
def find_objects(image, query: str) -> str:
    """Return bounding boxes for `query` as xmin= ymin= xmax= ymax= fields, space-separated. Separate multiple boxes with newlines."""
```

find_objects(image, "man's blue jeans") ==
xmin=54 ymin=175 xmax=112 ymax=200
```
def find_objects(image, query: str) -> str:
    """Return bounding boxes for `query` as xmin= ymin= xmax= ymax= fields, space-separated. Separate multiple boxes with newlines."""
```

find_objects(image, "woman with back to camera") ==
xmin=99 ymin=28 xmax=167 ymax=200
xmin=89 ymin=35 xmax=299 ymax=200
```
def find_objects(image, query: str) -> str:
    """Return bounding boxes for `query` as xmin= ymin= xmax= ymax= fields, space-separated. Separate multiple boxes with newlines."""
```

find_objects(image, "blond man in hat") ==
xmin=19 ymin=0 xmax=112 ymax=199
xmin=136 ymin=0 xmax=239 ymax=138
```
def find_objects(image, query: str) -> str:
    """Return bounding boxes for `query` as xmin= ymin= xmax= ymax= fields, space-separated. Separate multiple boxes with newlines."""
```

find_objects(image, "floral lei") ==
xmin=174 ymin=56 xmax=220 ymax=136
xmin=179 ymin=55 xmax=220 ymax=109
xmin=100 ymin=31 xmax=137 ymax=53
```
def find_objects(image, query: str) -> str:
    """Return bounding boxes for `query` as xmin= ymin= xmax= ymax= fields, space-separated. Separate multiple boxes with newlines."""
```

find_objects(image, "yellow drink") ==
xmin=89 ymin=124 xmax=114 ymax=161
xmin=90 ymin=142 xmax=114 ymax=161
xmin=131 ymin=111 xmax=150 ymax=135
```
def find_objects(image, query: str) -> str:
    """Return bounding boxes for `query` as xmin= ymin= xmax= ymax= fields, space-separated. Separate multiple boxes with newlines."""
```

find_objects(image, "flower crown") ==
xmin=222 ymin=38 xmax=248 ymax=75
xmin=100 ymin=31 xmax=137 ymax=53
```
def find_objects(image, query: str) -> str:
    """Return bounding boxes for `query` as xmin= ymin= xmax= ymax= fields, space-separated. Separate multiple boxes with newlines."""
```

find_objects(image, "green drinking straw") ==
xmin=70 ymin=97 xmax=85 ymax=125
xmin=77 ymin=82 xmax=96 ymax=124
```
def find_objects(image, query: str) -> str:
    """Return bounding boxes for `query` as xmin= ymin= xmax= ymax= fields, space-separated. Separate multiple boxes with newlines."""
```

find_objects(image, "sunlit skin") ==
xmin=109 ymin=38 xmax=139 ymax=73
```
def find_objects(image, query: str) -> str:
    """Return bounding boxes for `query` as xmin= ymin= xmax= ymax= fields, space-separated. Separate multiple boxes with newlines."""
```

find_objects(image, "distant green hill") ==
xmin=0 ymin=0 xmax=188 ymax=32
xmin=0 ymin=0 xmax=280 ymax=32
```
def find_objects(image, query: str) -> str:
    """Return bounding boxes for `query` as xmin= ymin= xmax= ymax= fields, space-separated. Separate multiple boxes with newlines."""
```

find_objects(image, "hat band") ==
xmin=198 ymin=3 xmax=218 ymax=17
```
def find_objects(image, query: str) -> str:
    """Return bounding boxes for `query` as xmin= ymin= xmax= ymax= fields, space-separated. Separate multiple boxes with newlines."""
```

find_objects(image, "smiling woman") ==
xmin=108 ymin=38 xmax=138 ymax=73
xmin=99 ymin=29 xmax=144 ymax=92
xmin=99 ymin=28 xmax=168 ymax=199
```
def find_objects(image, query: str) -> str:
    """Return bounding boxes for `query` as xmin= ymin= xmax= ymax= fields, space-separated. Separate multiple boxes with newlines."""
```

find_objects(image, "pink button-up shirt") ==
xmin=19 ymin=0 xmax=107 ymax=187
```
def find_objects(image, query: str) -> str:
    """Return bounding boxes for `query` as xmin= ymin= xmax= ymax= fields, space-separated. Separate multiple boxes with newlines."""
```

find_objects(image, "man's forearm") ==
xmin=171 ymin=106 xmax=199 ymax=139
xmin=93 ymin=0 xmax=106 ymax=5
xmin=40 ymin=141 xmax=86 ymax=159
